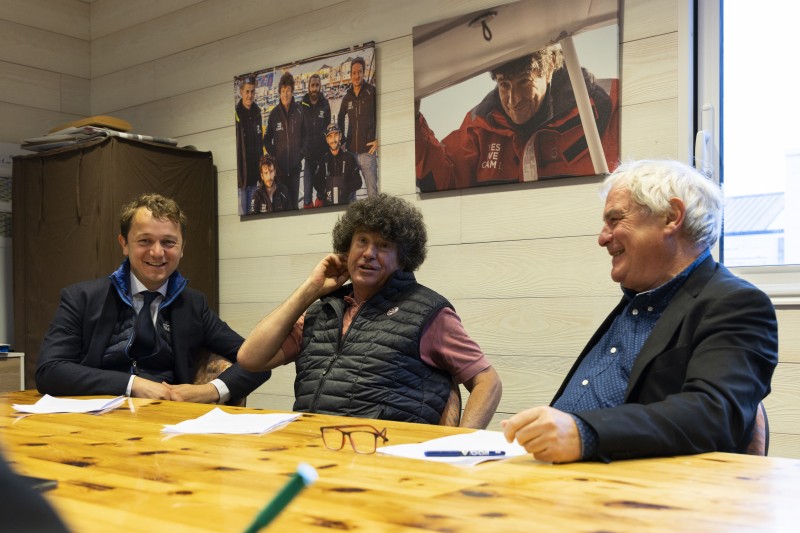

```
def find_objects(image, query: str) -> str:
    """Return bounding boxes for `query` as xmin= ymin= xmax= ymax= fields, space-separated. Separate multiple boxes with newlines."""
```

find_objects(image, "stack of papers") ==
xmin=162 ymin=408 xmax=301 ymax=435
xmin=13 ymin=395 xmax=126 ymax=414
xmin=377 ymin=430 xmax=528 ymax=466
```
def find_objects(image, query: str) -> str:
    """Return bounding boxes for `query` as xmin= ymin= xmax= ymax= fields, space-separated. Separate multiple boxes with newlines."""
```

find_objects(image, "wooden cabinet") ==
xmin=0 ymin=353 xmax=24 ymax=392
xmin=12 ymin=137 xmax=218 ymax=388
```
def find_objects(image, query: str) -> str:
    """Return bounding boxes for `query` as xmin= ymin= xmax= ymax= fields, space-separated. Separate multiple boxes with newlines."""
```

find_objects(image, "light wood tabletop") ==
xmin=1 ymin=390 xmax=798 ymax=532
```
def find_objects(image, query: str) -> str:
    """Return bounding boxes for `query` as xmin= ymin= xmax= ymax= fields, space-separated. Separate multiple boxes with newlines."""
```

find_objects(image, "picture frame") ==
xmin=234 ymin=43 xmax=377 ymax=216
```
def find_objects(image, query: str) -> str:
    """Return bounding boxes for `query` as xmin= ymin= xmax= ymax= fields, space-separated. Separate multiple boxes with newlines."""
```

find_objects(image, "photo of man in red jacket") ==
xmin=415 ymin=43 xmax=619 ymax=192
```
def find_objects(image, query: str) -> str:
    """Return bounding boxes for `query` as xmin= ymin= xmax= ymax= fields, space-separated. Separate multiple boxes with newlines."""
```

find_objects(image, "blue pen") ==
xmin=424 ymin=450 xmax=506 ymax=457
xmin=242 ymin=463 xmax=318 ymax=533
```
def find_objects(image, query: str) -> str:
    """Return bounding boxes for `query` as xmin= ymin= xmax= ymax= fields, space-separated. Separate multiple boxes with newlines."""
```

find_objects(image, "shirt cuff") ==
xmin=126 ymin=375 xmax=135 ymax=396
xmin=570 ymin=414 xmax=599 ymax=461
xmin=211 ymin=378 xmax=230 ymax=404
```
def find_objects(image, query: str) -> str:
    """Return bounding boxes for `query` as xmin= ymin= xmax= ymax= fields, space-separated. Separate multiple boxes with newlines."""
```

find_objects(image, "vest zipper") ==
xmin=308 ymin=298 xmax=366 ymax=412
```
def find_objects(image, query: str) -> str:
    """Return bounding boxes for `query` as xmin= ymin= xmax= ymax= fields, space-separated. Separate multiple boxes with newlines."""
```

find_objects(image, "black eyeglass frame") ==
xmin=320 ymin=424 xmax=389 ymax=454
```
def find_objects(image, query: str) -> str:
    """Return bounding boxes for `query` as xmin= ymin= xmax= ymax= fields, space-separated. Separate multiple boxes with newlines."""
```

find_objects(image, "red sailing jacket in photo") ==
xmin=416 ymin=67 xmax=619 ymax=192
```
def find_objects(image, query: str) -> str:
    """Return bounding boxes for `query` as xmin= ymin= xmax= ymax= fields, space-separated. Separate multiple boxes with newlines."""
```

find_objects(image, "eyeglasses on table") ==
xmin=320 ymin=424 xmax=389 ymax=454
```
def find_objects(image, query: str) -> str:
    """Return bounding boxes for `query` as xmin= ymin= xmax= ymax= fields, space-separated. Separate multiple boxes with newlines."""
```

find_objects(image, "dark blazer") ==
xmin=36 ymin=277 xmax=270 ymax=404
xmin=553 ymin=256 xmax=778 ymax=461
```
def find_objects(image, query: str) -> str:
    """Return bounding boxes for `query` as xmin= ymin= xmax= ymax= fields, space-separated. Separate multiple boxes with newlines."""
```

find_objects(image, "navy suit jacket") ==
xmin=553 ymin=256 xmax=778 ymax=461
xmin=36 ymin=277 xmax=270 ymax=404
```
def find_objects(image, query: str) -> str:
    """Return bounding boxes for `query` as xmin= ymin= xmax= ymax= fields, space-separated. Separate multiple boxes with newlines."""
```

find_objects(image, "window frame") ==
xmin=691 ymin=0 xmax=800 ymax=306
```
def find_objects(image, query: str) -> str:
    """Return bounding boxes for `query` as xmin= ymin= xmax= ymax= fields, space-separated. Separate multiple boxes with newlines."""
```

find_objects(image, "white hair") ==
xmin=600 ymin=160 xmax=723 ymax=249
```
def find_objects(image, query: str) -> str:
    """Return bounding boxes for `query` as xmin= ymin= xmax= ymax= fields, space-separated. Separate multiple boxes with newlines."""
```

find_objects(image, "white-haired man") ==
xmin=503 ymin=160 xmax=778 ymax=463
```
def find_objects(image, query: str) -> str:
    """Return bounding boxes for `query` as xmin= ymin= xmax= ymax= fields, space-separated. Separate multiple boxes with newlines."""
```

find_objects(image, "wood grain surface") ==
xmin=1 ymin=390 xmax=798 ymax=532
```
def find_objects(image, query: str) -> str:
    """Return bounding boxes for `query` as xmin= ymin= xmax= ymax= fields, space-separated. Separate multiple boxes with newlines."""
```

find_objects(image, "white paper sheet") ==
xmin=161 ymin=407 xmax=301 ymax=435
xmin=376 ymin=429 xmax=528 ymax=466
xmin=13 ymin=394 xmax=126 ymax=414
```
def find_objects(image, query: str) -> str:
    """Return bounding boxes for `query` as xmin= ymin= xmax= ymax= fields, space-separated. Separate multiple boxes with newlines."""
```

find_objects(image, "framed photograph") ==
xmin=234 ymin=43 xmax=377 ymax=216
xmin=413 ymin=0 xmax=619 ymax=192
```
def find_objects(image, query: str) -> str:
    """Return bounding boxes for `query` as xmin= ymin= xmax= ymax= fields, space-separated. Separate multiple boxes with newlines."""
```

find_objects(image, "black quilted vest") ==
xmin=293 ymin=271 xmax=452 ymax=424
xmin=102 ymin=304 xmax=176 ymax=383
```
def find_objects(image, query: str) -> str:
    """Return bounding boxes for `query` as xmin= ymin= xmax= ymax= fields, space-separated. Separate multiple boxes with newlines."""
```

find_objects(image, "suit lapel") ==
xmin=85 ymin=287 xmax=123 ymax=366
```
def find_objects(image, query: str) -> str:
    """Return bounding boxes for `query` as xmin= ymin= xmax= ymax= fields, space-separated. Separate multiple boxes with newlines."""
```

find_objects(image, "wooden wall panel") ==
xmin=217 ymin=169 xmax=239 ymax=217
xmin=91 ymin=0 xmax=342 ymax=78
xmin=88 ymin=0 xmax=512 ymax=115
xmin=768 ymin=434 xmax=800 ymax=460
xmin=620 ymin=99 xmax=679 ymax=159
xmin=455 ymin=296 xmax=619 ymax=355
xmin=0 ymin=20 xmax=89 ymax=78
xmin=90 ymin=0 xmax=204 ymax=40
xmin=106 ymin=83 xmax=230 ymax=140
xmin=0 ymin=61 xmax=62 ymax=111
xmin=0 ymin=1 xmax=91 ymax=145
xmin=622 ymin=0 xmax=678 ymax=42
xmin=176 ymin=126 xmax=235 ymax=172
xmin=621 ymin=32 xmax=679 ymax=105
xmin=776 ymin=308 xmax=800 ymax=363
xmin=248 ymin=391 xmax=295 ymax=412
xmin=764 ymin=363 xmax=800 ymax=458
xmin=377 ymin=35 xmax=414 ymax=92
xmin=420 ymin=237 xmax=618 ymax=299
xmin=91 ymin=63 xmax=157 ymax=116
xmin=0 ymin=0 xmax=89 ymax=40
xmin=60 ymin=74 xmax=91 ymax=116
xmin=459 ymin=179 xmax=606 ymax=242
xmin=0 ymin=102 xmax=81 ymax=144
xmin=378 ymin=141 xmax=418 ymax=196
xmin=378 ymin=88 xmax=415 ymax=148
xmin=218 ymin=211 xmax=342 ymax=259
xmin=220 ymin=254 xmax=332 ymax=304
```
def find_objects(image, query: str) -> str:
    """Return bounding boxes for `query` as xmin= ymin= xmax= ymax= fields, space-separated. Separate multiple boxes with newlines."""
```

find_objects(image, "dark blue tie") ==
xmin=130 ymin=291 xmax=159 ymax=360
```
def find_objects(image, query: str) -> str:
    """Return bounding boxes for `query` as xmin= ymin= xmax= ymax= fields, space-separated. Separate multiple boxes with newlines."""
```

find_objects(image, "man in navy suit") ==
xmin=36 ymin=193 xmax=270 ymax=404
xmin=503 ymin=160 xmax=778 ymax=462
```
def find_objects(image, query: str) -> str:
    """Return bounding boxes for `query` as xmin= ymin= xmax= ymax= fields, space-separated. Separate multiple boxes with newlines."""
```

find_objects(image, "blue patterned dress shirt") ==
xmin=554 ymin=249 xmax=711 ymax=460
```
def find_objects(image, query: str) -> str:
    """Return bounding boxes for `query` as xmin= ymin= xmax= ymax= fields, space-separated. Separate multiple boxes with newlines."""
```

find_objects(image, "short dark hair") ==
xmin=279 ymin=71 xmax=295 ymax=91
xmin=351 ymin=57 xmax=366 ymax=72
xmin=259 ymin=153 xmax=276 ymax=170
xmin=490 ymin=45 xmax=563 ymax=81
xmin=119 ymin=193 xmax=187 ymax=241
xmin=309 ymin=73 xmax=321 ymax=83
xmin=332 ymin=194 xmax=427 ymax=272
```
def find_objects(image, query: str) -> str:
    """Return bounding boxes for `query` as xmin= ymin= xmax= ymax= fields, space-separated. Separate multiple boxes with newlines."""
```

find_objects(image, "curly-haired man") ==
xmin=239 ymin=193 xmax=502 ymax=427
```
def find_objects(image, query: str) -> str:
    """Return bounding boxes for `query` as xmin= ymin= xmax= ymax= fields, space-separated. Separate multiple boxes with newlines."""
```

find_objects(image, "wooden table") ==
xmin=1 ymin=390 xmax=798 ymax=532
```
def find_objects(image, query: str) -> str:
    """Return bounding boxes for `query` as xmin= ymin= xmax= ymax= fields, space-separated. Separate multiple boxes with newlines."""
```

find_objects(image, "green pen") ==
xmin=242 ymin=463 xmax=318 ymax=533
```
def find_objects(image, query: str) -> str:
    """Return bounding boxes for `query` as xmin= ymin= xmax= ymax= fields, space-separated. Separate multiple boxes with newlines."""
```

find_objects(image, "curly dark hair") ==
xmin=279 ymin=70 xmax=294 ymax=90
xmin=490 ymin=44 xmax=563 ymax=81
xmin=332 ymin=194 xmax=427 ymax=271
xmin=119 ymin=193 xmax=187 ymax=241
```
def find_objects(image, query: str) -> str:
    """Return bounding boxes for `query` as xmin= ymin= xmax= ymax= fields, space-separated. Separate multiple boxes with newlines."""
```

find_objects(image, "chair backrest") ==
xmin=193 ymin=353 xmax=246 ymax=406
xmin=438 ymin=379 xmax=462 ymax=426
xmin=745 ymin=401 xmax=769 ymax=456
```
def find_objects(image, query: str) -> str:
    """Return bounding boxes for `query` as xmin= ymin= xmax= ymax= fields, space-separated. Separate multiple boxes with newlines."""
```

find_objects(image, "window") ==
xmin=696 ymin=0 xmax=800 ymax=304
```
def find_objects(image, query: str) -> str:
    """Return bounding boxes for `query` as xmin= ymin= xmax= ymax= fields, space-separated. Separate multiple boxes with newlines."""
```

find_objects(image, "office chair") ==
xmin=438 ymin=379 xmax=462 ymax=426
xmin=745 ymin=401 xmax=769 ymax=456
xmin=193 ymin=352 xmax=246 ymax=406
